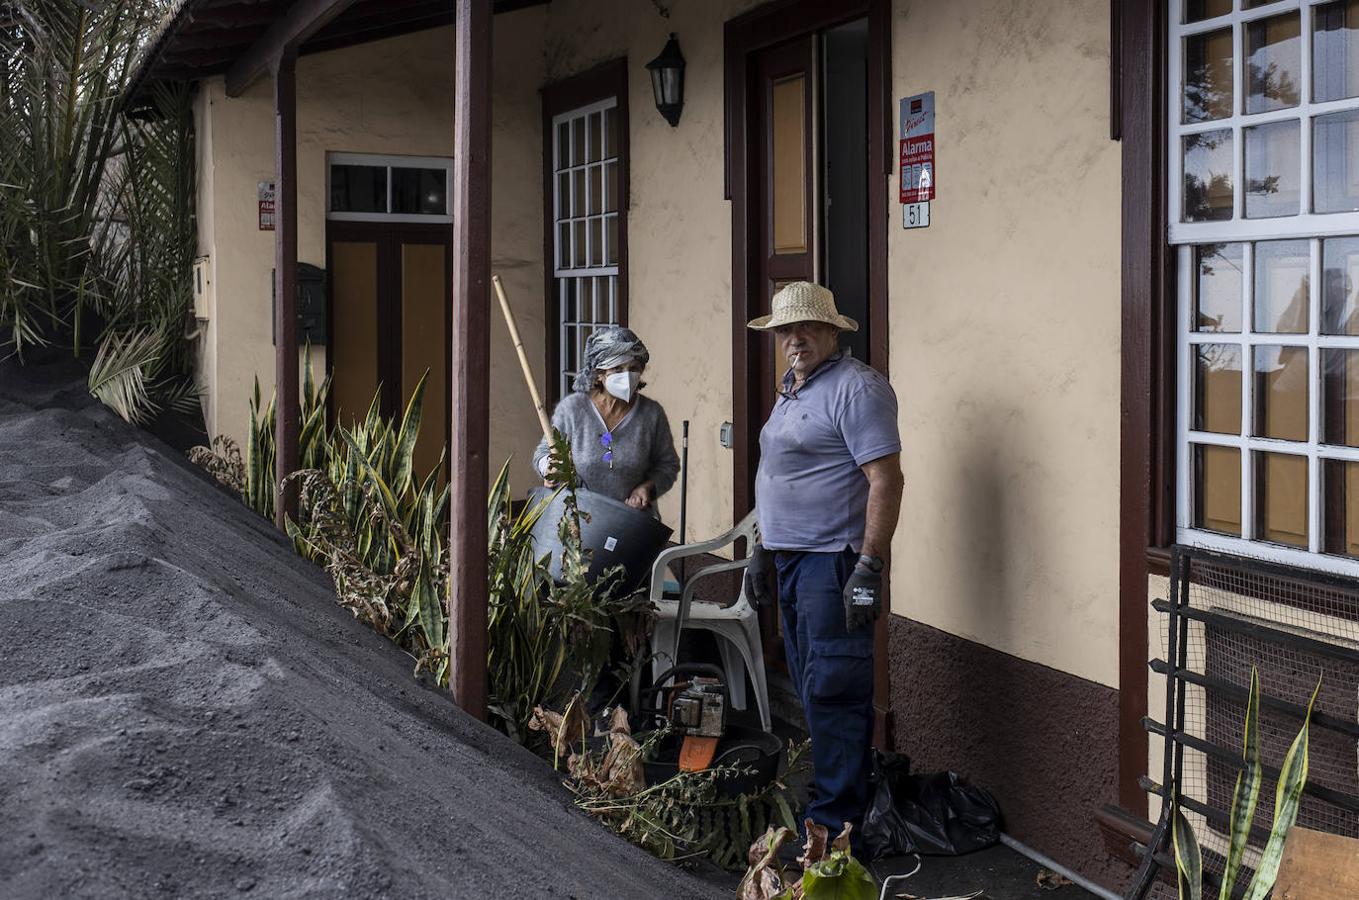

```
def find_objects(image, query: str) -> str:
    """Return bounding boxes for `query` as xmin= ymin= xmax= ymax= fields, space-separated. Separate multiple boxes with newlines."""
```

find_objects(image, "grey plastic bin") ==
xmin=527 ymin=487 xmax=672 ymax=593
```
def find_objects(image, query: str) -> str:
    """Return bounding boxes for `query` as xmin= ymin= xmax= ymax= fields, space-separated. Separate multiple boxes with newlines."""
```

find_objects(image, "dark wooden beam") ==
xmin=225 ymin=0 xmax=361 ymax=97
xmin=865 ymin=0 xmax=892 ymax=753
xmin=447 ymin=0 xmax=492 ymax=720
xmin=164 ymin=46 xmax=256 ymax=68
xmin=154 ymin=66 xmax=234 ymax=81
xmin=311 ymin=0 xmax=448 ymax=34
xmin=304 ymin=2 xmax=453 ymax=55
xmin=1118 ymin=0 xmax=1166 ymax=818
xmin=187 ymin=4 xmax=287 ymax=31
xmin=303 ymin=16 xmax=453 ymax=55
xmin=273 ymin=49 xmax=300 ymax=529
xmin=159 ymin=28 xmax=269 ymax=52
xmin=304 ymin=0 xmax=547 ymax=53
xmin=493 ymin=0 xmax=549 ymax=12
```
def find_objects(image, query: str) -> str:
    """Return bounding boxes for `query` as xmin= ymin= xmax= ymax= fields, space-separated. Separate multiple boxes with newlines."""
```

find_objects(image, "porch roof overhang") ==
xmin=125 ymin=0 xmax=546 ymax=110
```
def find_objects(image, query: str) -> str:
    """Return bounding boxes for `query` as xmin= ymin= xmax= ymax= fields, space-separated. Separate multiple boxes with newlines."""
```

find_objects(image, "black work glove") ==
xmin=744 ymin=542 xmax=774 ymax=607
xmin=843 ymin=556 xmax=883 ymax=632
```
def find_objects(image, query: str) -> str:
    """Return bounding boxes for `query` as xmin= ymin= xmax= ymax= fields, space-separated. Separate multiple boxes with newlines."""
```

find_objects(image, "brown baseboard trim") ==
xmin=887 ymin=615 xmax=1127 ymax=889
xmin=1146 ymin=546 xmax=1171 ymax=577
xmin=872 ymin=704 xmax=892 ymax=752
xmin=1095 ymin=803 xmax=1154 ymax=868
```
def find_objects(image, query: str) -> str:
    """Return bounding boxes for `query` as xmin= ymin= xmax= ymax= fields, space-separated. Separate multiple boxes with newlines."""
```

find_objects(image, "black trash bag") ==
xmin=862 ymin=751 xmax=1002 ymax=860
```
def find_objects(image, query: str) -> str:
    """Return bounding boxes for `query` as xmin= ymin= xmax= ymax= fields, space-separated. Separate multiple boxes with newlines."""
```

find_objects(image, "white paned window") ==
xmin=327 ymin=153 xmax=454 ymax=223
xmin=552 ymin=98 xmax=622 ymax=397
xmin=1172 ymin=0 xmax=1359 ymax=574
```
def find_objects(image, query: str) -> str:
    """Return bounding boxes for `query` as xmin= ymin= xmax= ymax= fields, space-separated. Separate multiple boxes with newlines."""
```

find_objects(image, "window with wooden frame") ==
xmin=327 ymin=152 xmax=455 ymax=223
xmin=550 ymin=99 xmax=624 ymax=397
xmin=1171 ymin=0 xmax=1359 ymax=574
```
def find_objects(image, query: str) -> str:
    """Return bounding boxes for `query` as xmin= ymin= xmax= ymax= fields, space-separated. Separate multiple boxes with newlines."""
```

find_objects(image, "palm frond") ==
xmin=2 ymin=2 xmax=197 ymax=420
xmin=87 ymin=325 xmax=161 ymax=423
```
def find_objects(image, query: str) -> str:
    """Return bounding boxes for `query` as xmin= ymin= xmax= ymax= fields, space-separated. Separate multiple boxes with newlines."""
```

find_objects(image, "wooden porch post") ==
xmin=273 ymin=48 xmax=300 ymax=528
xmin=448 ymin=0 xmax=492 ymax=719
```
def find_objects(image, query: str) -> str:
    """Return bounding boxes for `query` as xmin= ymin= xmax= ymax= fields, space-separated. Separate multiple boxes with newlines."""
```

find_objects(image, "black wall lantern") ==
xmin=646 ymin=33 xmax=685 ymax=127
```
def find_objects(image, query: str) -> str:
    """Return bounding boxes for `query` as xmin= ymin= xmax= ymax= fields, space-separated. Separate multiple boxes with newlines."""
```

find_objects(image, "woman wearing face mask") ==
xmin=531 ymin=326 xmax=680 ymax=515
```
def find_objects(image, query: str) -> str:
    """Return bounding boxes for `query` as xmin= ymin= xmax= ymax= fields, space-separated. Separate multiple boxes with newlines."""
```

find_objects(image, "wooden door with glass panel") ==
xmin=754 ymin=36 xmax=816 ymax=416
xmin=747 ymin=36 xmax=818 ymax=667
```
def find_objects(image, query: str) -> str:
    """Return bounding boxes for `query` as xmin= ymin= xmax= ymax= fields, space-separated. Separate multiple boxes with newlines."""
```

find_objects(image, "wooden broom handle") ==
xmin=492 ymin=275 xmax=553 ymax=442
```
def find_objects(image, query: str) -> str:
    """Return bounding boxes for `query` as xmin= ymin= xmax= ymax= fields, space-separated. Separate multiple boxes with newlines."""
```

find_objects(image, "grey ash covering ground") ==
xmin=0 ymin=358 xmax=726 ymax=900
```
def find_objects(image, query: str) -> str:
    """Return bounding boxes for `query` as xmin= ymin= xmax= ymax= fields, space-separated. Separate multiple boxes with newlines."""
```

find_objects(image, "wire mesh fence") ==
xmin=1131 ymin=546 xmax=1359 ymax=899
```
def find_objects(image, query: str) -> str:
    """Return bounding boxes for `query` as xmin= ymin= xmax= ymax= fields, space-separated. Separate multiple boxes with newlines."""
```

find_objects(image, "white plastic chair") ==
xmin=647 ymin=510 xmax=771 ymax=732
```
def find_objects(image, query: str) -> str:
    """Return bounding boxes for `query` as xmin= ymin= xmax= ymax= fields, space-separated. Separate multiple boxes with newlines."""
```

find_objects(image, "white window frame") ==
xmin=1170 ymin=0 xmax=1359 ymax=575
xmin=326 ymin=152 xmax=454 ymax=224
xmin=551 ymin=97 xmax=622 ymax=397
xmin=1169 ymin=0 xmax=1359 ymax=243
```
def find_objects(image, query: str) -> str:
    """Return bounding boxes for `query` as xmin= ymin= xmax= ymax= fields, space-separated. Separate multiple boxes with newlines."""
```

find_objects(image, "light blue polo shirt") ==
xmin=755 ymin=353 xmax=900 ymax=553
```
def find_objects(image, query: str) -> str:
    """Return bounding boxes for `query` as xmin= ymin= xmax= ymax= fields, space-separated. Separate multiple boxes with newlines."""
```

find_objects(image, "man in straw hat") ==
xmin=742 ymin=281 xmax=903 ymax=855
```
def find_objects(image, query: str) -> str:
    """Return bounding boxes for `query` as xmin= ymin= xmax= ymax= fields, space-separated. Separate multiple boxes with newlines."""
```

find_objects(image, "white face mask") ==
xmin=604 ymin=371 xmax=641 ymax=403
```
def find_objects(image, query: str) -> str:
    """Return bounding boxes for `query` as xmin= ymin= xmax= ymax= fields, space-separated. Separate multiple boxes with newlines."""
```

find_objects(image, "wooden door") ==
xmin=395 ymin=231 xmax=450 ymax=479
xmin=727 ymin=0 xmax=892 ymax=746
xmin=746 ymin=36 xmax=818 ymax=666
xmin=329 ymin=234 xmax=382 ymax=429
xmin=753 ymin=36 xmax=817 ymax=420
xmin=327 ymin=223 xmax=451 ymax=480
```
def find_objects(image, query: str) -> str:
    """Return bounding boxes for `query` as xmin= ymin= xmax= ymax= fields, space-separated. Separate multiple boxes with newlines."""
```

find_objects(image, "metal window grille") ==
xmin=552 ymin=98 xmax=622 ymax=397
xmin=1128 ymin=545 xmax=1359 ymax=899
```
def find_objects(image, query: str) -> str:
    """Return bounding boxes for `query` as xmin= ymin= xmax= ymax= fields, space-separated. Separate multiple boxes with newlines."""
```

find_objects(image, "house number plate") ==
xmin=903 ymin=201 xmax=930 ymax=229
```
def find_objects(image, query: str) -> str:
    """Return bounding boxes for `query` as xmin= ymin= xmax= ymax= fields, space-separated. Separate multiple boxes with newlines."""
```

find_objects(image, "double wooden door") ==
xmin=327 ymin=222 xmax=451 ymax=479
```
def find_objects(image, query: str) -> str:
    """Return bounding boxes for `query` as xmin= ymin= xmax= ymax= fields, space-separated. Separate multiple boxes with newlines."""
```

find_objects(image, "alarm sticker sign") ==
xmin=899 ymin=92 xmax=935 ymax=205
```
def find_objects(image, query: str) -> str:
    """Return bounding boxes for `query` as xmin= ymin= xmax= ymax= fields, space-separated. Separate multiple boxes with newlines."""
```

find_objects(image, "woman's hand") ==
xmin=626 ymin=482 xmax=654 ymax=509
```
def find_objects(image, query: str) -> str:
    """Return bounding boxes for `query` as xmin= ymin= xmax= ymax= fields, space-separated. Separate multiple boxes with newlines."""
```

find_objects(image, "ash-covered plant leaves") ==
xmin=193 ymin=368 xmax=451 ymax=679
xmin=188 ymin=435 xmax=243 ymax=495
xmin=536 ymin=695 xmax=810 ymax=871
xmin=487 ymin=434 xmax=652 ymax=744
xmin=192 ymin=375 xmax=651 ymax=745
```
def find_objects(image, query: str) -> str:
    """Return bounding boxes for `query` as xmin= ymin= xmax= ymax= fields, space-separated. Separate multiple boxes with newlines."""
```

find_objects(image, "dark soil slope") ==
xmin=0 ymin=359 xmax=724 ymax=900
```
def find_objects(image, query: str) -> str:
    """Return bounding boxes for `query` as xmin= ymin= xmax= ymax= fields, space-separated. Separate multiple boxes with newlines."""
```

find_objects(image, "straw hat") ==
xmin=746 ymin=281 xmax=859 ymax=332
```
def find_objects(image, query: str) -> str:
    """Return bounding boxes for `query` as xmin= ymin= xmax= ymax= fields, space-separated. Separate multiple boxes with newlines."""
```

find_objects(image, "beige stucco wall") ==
xmin=506 ymin=0 xmax=1122 ymax=684
xmin=193 ymin=80 xmax=218 ymax=431
xmin=886 ymin=0 xmax=1122 ymax=687
xmin=194 ymin=0 xmax=1121 ymax=686
xmin=517 ymin=0 xmax=765 ymax=543
xmin=193 ymin=25 xmax=546 ymax=478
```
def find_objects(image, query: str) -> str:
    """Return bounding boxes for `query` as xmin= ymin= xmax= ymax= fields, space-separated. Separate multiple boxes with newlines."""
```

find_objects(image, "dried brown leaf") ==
xmin=1036 ymin=869 xmax=1073 ymax=890
xmin=737 ymin=827 xmax=794 ymax=900
xmin=528 ymin=692 xmax=589 ymax=757
xmin=801 ymin=819 xmax=829 ymax=866
xmin=746 ymin=825 xmax=793 ymax=868
xmin=830 ymin=822 xmax=853 ymax=854
xmin=567 ymin=749 xmax=599 ymax=785
xmin=737 ymin=867 xmax=786 ymax=900
xmin=606 ymin=704 xmax=632 ymax=735
xmin=597 ymin=731 xmax=645 ymax=796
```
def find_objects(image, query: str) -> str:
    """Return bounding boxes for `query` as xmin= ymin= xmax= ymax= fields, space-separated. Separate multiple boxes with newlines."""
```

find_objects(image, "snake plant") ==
xmin=1173 ymin=667 xmax=1320 ymax=900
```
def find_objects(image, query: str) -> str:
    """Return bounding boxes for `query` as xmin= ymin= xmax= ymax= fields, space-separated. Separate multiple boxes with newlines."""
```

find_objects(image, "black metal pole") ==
xmin=677 ymin=419 xmax=689 ymax=587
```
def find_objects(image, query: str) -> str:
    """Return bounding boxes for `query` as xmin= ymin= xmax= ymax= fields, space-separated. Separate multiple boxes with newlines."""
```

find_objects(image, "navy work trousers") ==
xmin=774 ymin=548 xmax=874 ymax=844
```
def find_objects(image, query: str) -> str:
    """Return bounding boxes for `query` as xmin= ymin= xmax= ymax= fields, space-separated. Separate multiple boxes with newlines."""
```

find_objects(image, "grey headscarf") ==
xmin=572 ymin=326 xmax=650 ymax=393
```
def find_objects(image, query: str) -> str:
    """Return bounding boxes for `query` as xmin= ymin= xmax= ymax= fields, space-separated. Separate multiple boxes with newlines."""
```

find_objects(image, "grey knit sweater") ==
xmin=531 ymin=392 xmax=680 ymax=512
